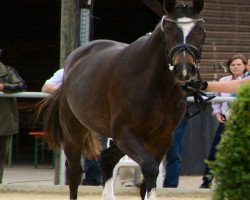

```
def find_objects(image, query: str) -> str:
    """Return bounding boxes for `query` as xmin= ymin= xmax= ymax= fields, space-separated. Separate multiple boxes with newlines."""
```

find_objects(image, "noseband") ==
xmin=160 ymin=15 xmax=206 ymax=66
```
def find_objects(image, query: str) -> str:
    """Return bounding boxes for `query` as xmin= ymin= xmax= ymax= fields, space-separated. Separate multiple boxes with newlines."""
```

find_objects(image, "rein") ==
xmin=181 ymin=83 xmax=215 ymax=119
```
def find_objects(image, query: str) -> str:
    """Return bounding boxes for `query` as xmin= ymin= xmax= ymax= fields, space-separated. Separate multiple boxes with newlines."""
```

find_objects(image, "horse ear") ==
xmin=164 ymin=0 xmax=176 ymax=13
xmin=193 ymin=0 xmax=204 ymax=13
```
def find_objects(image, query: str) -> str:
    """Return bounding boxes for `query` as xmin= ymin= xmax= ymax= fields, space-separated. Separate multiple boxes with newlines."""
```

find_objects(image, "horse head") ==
xmin=161 ymin=0 xmax=205 ymax=84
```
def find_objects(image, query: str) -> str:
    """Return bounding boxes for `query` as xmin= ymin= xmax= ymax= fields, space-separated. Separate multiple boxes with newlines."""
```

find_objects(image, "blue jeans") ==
xmin=201 ymin=123 xmax=224 ymax=185
xmin=84 ymin=159 xmax=102 ymax=184
xmin=163 ymin=119 xmax=188 ymax=188
xmin=83 ymin=136 xmax=107 ymax=184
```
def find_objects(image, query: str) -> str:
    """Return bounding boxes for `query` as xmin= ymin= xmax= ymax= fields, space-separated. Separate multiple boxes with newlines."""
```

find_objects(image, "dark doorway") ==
xmin=92 ymin=0 xmax=160 ymax=43
xmin=0 ymin=0 xmax=61 ymax=91
xmin=0 ymin=0 xmax=61 ymax=163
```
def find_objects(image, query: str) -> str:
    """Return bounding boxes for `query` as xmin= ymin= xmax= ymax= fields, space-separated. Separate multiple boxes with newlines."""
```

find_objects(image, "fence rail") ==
xmin=0 ymin=92 xmax=235 ymax=102
xmin=0 ymin=92 xmax=49 ymax=98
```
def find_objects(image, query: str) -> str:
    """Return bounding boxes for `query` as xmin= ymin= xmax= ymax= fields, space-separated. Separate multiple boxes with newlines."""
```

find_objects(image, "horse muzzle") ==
xmin=172 ymin=62 xmax=197 ymax=83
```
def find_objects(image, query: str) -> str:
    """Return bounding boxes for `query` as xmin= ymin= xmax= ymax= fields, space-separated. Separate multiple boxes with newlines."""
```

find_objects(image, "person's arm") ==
xmin=0 ymin=66 xmax=26 ymax=93
xmin=41 ymin=83 xmax=60 ymax=94
xmin=41 ymin=69 xmax=63 ymax=94
xmin=211 ymin=77 xmax=226 ymax=123
xmin=207 ymin=76 xmax=250 ymax=93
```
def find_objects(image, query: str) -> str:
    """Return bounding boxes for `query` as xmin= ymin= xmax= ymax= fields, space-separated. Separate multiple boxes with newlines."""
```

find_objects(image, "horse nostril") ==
xmin=173 ymin=64 xmax=187 ymax=80
xmin=173 ymin=63 xmax=197 ymax=81
xmin=182 ymin=68 xmax=188 ymax=77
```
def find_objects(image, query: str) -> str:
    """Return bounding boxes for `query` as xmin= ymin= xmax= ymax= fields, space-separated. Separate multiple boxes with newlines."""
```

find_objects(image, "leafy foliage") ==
xmin=209 ymin=84 xmax=250 ymax=200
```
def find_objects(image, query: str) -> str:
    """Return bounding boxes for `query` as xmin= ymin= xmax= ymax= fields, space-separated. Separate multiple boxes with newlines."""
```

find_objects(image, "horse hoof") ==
xmin=145 ymin=189 xmax=156 ymax=200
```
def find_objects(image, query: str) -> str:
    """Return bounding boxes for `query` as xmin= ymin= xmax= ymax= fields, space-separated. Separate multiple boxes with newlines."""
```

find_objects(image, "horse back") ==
xmin=64 ymin=40 xmax=127 ymax=74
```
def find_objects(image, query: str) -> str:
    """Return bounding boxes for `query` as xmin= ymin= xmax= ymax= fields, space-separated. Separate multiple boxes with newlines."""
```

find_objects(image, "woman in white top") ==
xmin=200 ymin=54 xmax=247 ymax=188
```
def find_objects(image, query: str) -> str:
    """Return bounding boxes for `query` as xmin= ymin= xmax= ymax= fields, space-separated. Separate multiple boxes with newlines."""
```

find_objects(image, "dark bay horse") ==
xmin=38 ymin=0 xmax=205 ymax=199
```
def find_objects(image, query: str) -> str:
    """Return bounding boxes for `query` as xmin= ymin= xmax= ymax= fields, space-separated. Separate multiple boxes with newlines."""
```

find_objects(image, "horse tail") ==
xmin=36 ymin=88 xmax=63 ymax=151
xmin=83 ymin=131 xmax=102 ymax=160
xmin=36 ymin=88 xmax=102 ymax=159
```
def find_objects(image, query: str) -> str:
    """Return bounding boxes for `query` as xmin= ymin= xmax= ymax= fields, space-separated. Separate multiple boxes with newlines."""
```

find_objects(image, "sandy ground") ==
xmin=1 ymin=165 xmax=212 ymax=200
xmin=0 ymin=192 xmax=211 ymax=200
xmin=2 ymin=165 xmax=205 ymax=189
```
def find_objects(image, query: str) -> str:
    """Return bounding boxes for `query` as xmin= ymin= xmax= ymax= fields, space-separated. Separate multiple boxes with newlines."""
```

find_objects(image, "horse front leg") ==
xmin=113 ymin=128 xmax=160 ymax=200
xmin=100 ymin=142 xmax=124 ymax=200
xmin=141 ymin=159 xmax=159 ymax=200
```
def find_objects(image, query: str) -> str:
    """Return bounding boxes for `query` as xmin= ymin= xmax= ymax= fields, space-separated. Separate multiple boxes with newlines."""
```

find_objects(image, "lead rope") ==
xmin=179 ymin=63 xmax=215 ymax=120
xmin=181 ymin=78 xmax=215 ymax=120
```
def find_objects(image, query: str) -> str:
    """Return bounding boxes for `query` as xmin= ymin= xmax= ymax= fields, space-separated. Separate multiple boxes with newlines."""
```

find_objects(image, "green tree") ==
xmin=209 ymin=84 xmax=250 ymax=200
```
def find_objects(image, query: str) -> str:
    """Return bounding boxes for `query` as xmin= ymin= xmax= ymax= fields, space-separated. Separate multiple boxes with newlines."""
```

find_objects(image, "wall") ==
xmin=199 ymin=0 xmax=250 ymax=80
xmin=181 ymin=103 xmax=218 ymax=175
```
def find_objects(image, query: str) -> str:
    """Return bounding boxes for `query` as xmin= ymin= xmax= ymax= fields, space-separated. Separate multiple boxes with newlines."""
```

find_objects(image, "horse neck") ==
xmin=143 ymin=27 xmax=170 ymax=67
xmin=140 ymin=27 xmax=173 ymax=80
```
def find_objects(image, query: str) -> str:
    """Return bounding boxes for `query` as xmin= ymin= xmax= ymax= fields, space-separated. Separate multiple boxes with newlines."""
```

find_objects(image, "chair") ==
xmin=108 ymin=139 xmax=163 ymax=188
xmin=112 ymin=155 xmax=163 ymax=188
xmin=29 ymin=131 xmax=55 ymax=168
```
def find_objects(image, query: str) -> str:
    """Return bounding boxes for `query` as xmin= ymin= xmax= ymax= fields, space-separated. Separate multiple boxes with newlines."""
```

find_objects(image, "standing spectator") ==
xmin=163 ymin=119 xmax=188 ymax=188
xmin=200 ymin=54 xmax=247 ymax=188
xmin=0 ymin=51 xmax=26 ymax=183
xmin=42 ymin=68 xmax=106 ymax=186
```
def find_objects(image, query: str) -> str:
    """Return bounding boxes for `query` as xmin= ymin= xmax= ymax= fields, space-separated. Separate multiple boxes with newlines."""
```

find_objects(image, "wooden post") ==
xmin=54 ymin=0 xmax=80 ymax=185
xmin=60 ymin=0 xmax=80 ymax=67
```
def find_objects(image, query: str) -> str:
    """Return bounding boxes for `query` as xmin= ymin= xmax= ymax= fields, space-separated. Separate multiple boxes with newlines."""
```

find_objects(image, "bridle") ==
xmin=160 ymin=15 xmax=206 ymax=67
xmin=160 ymin=15 xmax=214 ymax=118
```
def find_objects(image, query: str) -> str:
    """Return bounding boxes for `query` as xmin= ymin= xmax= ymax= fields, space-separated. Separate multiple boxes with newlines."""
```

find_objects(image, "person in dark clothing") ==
xmin=0 ymin=56 xmax=26 ymax=183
